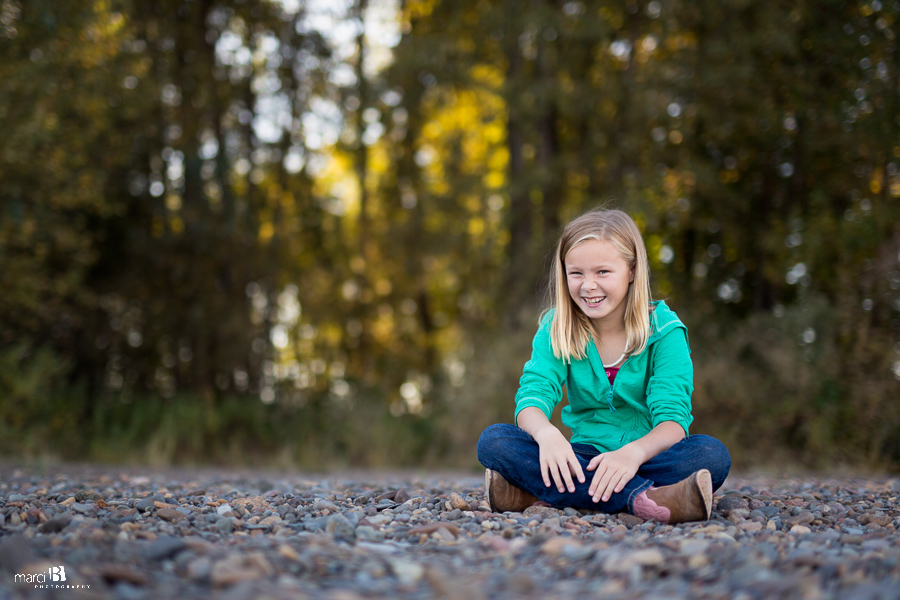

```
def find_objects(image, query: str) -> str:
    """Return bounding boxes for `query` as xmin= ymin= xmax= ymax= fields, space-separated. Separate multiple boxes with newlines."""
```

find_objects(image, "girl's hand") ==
xmin=533 ymin=426 xmax=585 ymax=493
xmin=586 ymin=444 xmax=645 ymax=503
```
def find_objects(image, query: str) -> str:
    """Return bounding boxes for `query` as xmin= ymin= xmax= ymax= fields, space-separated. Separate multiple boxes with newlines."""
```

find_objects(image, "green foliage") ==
xmin=1 ymin=0 xmax=899 ymax=470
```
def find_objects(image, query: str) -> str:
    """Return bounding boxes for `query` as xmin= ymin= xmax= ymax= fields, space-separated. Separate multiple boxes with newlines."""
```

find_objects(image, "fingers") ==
xmin=600 ymin=471 xmax=625 ymax=502
xmin=586 ymin=454 xmax=603 ymax=472
xmin=568 ymin=455 xmax=586 ymax=484
xmin=540 ymin=458 xmax=551 ymax=489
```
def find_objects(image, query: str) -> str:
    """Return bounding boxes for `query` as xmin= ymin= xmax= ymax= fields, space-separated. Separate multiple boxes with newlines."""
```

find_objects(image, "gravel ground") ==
xmin=1 ymin=463 xmax=899 ymax=600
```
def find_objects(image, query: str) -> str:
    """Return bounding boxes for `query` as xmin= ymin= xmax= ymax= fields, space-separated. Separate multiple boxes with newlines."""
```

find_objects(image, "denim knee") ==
xmin=477 ymin=423 xmax=516 ymax=467
xmin=691 ymin=434 xmax=731 ymax=490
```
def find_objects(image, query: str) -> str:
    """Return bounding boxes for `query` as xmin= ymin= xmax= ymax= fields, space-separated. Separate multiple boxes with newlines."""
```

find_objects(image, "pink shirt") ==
xmin=605 ymin=366 xmax=620 ymax=386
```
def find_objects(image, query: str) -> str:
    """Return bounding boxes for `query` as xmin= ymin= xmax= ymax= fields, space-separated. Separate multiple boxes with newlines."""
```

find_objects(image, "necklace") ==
xmin=602 ymin=352 xmax=626 ymax=368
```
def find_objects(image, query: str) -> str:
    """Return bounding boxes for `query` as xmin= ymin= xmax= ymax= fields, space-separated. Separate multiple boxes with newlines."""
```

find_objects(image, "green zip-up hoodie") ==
xmin=513 ymin=300 xmax=693 ymax=453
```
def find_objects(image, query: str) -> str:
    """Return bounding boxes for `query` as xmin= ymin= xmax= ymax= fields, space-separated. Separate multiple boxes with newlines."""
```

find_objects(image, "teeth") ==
xmin=585 ymin=298 xmax=604 ymax=306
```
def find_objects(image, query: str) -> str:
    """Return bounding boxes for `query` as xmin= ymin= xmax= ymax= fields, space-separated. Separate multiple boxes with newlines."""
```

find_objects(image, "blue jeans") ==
xmin=477 ymin=423 xmax=731 ymax=514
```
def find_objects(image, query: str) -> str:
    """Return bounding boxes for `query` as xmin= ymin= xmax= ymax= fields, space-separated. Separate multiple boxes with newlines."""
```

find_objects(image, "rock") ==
xmin=604 ymin=549 xmax=666 ymax=571
xmin=616 ymin=513 xmax=645 ymax=527
xmin=717 ymin=496 xmax=749 ymax=511
xmin=156 ymin=508 xmax=186 ymax=523
xmin=211 ymin=552 xmax=273 ymax=588
xmin=186 ymin=557 xmax=212 ymax=581
xmin=540 ymin=537 xmax=582 ymax=557
xmin=326 ymin=514 xmax=356 ymax=540
xmin=786 ymin=511 xmax=814 ymax=525
xmin=277 ymin=544 xmax=301 ymax=562
xmin=259 ymin=515 xmax=282 ymax=527
xmin=98 ymin=564 xmax=148 ymax=585
xmin=313 ymin=498 xmax=340 ymax=512
xmin=859 ymin=513 xmax=891 ymax=527
xmin=75 ymin=490 xmax=104 ymax=503
xmin=790 ymin=525 xmax=812 ymax=534
xmin=738 ymin=521 xmax=763 ymax=532
xmin=216 ymin=516 xmax=234 ymax=535
xmin=390 ymin=559 xmax=424 ymax=585
xmin=523 ymin=505 xmax=565 ymax=518
xmin=134 ymin=499 xmax=155 ymax=512
xmin=365 ymin=514 xmax=392 ymax=526
xmin=408 ymin=522 xmax=460 ymax=539
xmin=71 ymin=503 xmax=92 ymax=514
xmin=39 ymin=514 xmax=73 ymax=533
xmin=394 ymin=489 xmax=411 ymax=504
xmin=356 ymin=526 xmax=385 ymax=542
xmin=216 ymin=503 xmax=233 ymax=516
xmin=449 ymin=493 xmax=469 ymax=510
xmin=145 ymin=536 xmax=187 ymax=560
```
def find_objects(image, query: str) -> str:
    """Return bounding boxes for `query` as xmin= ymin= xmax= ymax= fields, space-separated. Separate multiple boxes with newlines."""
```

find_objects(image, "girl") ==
xmin=477 ymin=209 xmax=731 ymax=523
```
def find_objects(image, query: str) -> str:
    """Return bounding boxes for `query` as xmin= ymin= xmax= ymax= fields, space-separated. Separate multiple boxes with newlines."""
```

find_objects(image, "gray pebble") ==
xmin=326 ymin=514 xmax=356 ymax=541
xmin=39 ymin=514 xmax=73 ymax=533
xmin=215 ymin=516 xmax=234 ymax=535
xmin=145 ymin=536 xmax=187 ymax=560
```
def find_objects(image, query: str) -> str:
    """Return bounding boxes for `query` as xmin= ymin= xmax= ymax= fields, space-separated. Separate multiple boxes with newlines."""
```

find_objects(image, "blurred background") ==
xmin=1 ymin=0 xmax=899 ymax=471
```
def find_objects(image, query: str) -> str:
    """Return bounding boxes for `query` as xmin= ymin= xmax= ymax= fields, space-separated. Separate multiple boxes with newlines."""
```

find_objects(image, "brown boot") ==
xmin=643 ymin=469 xmax=713 ymax=524
xmin=484 ymin=469 xmax=539 ymax=513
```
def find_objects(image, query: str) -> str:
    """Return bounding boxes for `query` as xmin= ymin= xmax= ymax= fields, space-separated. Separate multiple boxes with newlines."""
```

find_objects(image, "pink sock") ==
xmin=632 ymin=488 xmax=671 ymax=523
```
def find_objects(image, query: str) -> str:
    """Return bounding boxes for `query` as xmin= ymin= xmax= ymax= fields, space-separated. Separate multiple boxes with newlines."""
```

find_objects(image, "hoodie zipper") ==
xmin=605 ymin=356 xmax=629 ymax=413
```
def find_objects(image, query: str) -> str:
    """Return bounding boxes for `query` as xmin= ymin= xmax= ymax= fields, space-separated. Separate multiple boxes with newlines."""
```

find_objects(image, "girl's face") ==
xmin=565 ymin=238 xmax=634 ymax=329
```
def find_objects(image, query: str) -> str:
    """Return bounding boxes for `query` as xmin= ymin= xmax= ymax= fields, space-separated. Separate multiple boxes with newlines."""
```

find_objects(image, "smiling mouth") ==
xmin=582 ymin=296 xmax=605 ymax=307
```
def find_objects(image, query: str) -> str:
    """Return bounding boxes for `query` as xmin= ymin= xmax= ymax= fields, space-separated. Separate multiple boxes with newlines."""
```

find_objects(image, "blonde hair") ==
xmin=544 ymin=209 xmax=652 ymax=362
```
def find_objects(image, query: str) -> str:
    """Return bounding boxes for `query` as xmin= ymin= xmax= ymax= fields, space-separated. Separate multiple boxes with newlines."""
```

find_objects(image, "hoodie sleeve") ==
xmin=513 ymin=312 xmax=567 ymax=424
xmin=645 ymin=326 xmax=694 ymax=436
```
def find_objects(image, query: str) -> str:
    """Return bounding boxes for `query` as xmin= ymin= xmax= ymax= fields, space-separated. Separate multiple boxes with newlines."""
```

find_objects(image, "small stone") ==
xmin=259 ymin=515 xmax=282 ymax=527
xmin=216 ymin=517 xmax=234 ymax=535
xmin=356 ymin=526 xmax=385 ymax=542
xmin=390 ymin=559 xmax=424 ymax=585
xmin=39 ymin=514 xmax=73 ymax=533
xmin=523 ymin=505 xmax=565 ymax=518
xmin=326 ymin=514 xmax=356 ymax=540
xmin=790 ymin=525 xmax=811 ymax=535
xmin=134 ymin=499 xmax=155 ymax=512
xmin=449 ymin=493 xmax=468 ymax=510
xmin=277 ymin=544 xmax=301 ymax=562
xmin=616 ymin=513 xmax=645 ymax=527
xmin=717 ymin=496 xmax=749 ymax=511
xmin=408 ymin=522 xmax=460 ymax=539
xmin=366 ymin=513 xmax=391 ymax=526
xmin=604 ymin=548 xmax=665 ymax=571
xmin=859 ymin=513 xmax=891 ymax=527
xmin=739 ymin=521 xmax=763 ymax=532
xmin=71 ymin=503 xmax=92 ymax=514
xmin=156 ymin=508 xmax=185 ymax=523
xmin=211 ymin=552 xmax=273 ymax=588
xmin=785 ymin=511 xmax=814 ymax=526
xmin=98 ymin=564 xmax=148 ymax=585
xmin=394 ymin=489 xmax=411 ymax=504
xmin=186 ymin=557 xmax=212 ymax=581
xmin=145 ymin=536 xmax=187 ymax=560
xmin=541 ymin=537 xmax=582 ymax=557
xmin=216 ymin=503 xmax=233 ymax=516
xmin=313 ymin=498 xmax=339 ymax=512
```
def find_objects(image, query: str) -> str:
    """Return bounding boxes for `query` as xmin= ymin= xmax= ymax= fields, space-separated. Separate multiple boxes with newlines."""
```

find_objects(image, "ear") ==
xmin=629 ymin=267 xmax=635 ymax=283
